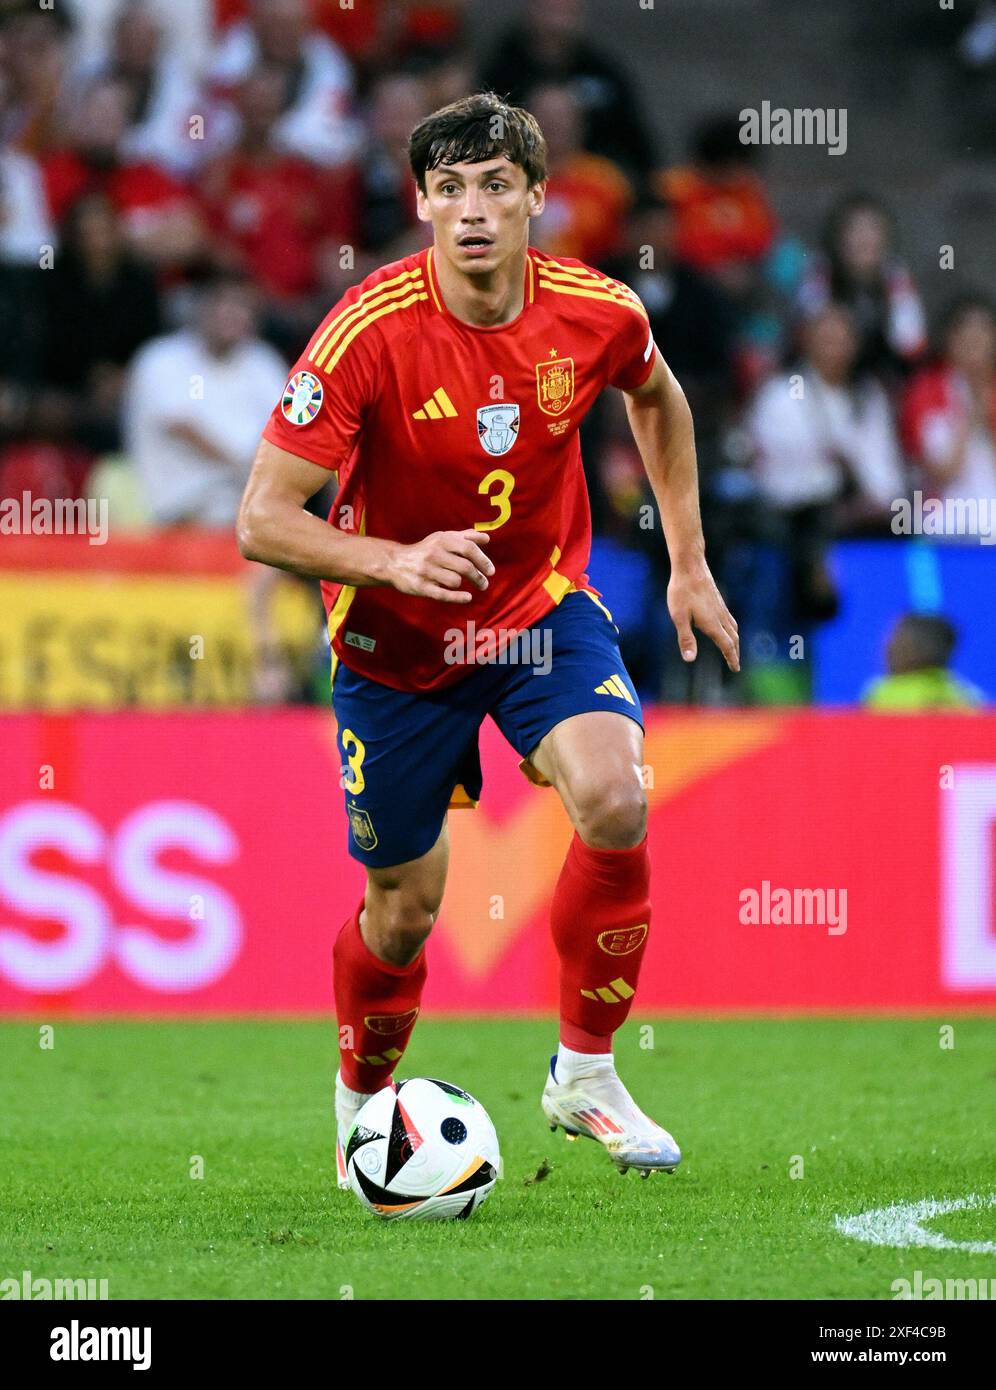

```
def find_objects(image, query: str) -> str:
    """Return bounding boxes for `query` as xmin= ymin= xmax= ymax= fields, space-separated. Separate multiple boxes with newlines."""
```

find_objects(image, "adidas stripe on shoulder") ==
xmin=307 ymin=262 xmax=428 ymax=377
xmin=533 ymin=255 xmax=649 ymax=321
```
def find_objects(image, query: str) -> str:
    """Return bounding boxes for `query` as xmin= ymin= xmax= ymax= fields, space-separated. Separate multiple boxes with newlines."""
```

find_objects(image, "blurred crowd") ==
xmin=1 ymin=0 xmax=994 ymax=705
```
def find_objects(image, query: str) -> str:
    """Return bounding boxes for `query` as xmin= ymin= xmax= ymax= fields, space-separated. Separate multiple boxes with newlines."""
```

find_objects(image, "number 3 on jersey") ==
xmin=475 ymin=468 xmax=515 ymax=532
xmin=340 ymin=728 xmax=366 ymax=794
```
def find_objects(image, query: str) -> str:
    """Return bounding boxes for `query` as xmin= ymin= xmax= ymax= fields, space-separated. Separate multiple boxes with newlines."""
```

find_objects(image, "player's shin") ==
xmin=550 ymin=832 xmax=652 ymax=1064
xmin=332 ymin=900 xmax=426 ymax=1093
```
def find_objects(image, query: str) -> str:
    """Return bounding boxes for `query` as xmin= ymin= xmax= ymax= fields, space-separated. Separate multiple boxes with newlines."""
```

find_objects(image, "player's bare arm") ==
xmin=236 ymin=438 xmax=494 ymax=604
xmin=623 ymin=354 xmax=741 ymax=672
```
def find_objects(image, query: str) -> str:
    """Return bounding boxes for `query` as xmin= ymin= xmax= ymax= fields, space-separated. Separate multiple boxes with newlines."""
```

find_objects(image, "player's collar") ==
xmin=425 ymin=247 xmax=536 ymax=327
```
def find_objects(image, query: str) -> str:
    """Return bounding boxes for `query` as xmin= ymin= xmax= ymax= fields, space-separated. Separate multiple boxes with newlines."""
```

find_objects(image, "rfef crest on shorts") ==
xmin=281 ymin=371 xmax=324 ymax=425
xmin=477 ymin=404 xmax=520 ymax=456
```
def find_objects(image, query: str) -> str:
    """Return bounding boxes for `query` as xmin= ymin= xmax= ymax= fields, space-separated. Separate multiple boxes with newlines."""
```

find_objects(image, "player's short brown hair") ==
xmin=408 ymin=92 xmax=547 ymax=193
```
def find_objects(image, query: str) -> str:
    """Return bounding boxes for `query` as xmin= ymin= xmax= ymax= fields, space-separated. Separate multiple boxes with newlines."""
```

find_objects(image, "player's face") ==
xmin=417 ymin=157 xmax=546 ymax=274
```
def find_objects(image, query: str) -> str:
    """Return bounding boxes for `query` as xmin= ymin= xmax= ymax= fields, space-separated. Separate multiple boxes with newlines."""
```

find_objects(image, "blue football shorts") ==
xmin=330 ymin=588 xmax=644 ymax=867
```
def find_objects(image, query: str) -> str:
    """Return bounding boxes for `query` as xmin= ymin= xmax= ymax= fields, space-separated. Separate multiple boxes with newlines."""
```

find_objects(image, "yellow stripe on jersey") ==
xmin=542 ymin=545 xmax=575 ymax=604
xmin=538 ymin=270 xmax=641 ymax=301
xmin=537 ymin=272 xmax=638 ymax=307
xmin=319 ymin=289 xmax=428 ymax=375
xmin=328 ymin=510 xmax=366 ymax=690
xmin=538 ymin=278 xmax=649 ymax=320
xmin=533 ymin=254 xmax=614 ymax=279
xmin=534 ymin=266 xmax=645 ymax=319
xmin=312 ymin=282 xmax=426 ymax=370
xmin=309 ymin=266 xmax=424 ymax=364
xmin=328 ymin=588 xmax=355 ymax=692
xmin=533 ymin=258 xmax=643 ymax=305
xmin=426 ymin=248 xmax=444 ymax=313
xmin=534 ymin=257 xmax=637 ymax=289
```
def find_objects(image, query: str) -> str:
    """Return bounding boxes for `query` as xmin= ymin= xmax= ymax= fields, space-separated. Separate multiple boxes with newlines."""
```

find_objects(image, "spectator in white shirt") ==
xmin=749 ymin=303 xmax=908 ymax=535
xmin=124 ymin=275 xmax=288 ymax=527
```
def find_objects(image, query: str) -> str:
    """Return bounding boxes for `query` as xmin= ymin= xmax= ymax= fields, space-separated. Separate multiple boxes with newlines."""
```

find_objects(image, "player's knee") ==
xmin=573 ymin=776 xmax=647 ymax=849
xmin=364 ymin=875 xmax=442 ymax=965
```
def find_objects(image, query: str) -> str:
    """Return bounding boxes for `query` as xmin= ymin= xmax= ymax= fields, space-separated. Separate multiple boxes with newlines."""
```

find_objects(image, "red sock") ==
xmin=332 ymin=900 xmax=426 ymax=1092
xmin=550 ymin=832 xmax=652 ymax=1052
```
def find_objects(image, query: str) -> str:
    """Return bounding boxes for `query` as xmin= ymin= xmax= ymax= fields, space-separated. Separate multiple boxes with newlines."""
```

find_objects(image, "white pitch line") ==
xmin=835 ymin=1193 xmax=996 ymax=1254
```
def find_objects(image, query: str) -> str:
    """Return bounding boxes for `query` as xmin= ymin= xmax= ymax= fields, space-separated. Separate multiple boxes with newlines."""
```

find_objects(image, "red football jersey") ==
xmin=262 ymin=245 xmax=657 ymax=691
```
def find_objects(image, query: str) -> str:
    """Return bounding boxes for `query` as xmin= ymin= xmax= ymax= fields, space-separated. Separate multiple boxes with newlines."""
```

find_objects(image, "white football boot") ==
xmin=541 ymin=1054 xmax=682 ymax=1177
xmin=335 ymin=1071 xmax=385 ymax=1190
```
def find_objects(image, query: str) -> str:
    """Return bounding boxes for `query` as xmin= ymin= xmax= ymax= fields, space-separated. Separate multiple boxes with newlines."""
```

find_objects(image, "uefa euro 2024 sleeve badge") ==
xmin=477 ymin=404 xmax=520 ymax=456
xmin=281 ymin=371 xmax=324 ymax=426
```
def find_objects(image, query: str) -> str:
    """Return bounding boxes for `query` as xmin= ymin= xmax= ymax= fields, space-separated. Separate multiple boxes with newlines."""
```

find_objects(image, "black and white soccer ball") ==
xmin=344 ymin=1078 xmax=500 ymax=1221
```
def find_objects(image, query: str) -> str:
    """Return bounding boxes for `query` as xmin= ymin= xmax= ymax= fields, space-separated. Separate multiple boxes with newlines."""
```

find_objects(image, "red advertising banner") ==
xmin=0 ymin=710 xmax=994 ymax=1013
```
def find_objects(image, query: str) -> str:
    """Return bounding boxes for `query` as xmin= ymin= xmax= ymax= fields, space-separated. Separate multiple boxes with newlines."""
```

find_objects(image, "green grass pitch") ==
xmin=1 ymin=1017 xmax=993 ymax=1300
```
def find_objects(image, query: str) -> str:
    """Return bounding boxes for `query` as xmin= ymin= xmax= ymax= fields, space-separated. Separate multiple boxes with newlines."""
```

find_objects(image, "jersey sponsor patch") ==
xmin=477 ymin=404 xmax=519 ymax=456
xmin=281 ymin=371 xmax=324 ymax=425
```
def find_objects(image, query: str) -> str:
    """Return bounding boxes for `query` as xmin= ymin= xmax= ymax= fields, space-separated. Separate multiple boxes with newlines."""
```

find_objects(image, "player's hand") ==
xmin=390 ymin=530 xmax=495 ymax=603
xmin=668 ymin=558 xmax=740 ymax=672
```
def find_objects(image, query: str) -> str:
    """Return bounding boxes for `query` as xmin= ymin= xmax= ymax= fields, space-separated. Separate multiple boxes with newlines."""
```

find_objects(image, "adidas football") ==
xmin=344 ymin=1078 xmax=500 ymax=1221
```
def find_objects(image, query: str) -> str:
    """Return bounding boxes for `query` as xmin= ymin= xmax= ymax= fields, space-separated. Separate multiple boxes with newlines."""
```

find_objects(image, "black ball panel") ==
xmin=440 ymin=1116 xmax=468 ymax=1145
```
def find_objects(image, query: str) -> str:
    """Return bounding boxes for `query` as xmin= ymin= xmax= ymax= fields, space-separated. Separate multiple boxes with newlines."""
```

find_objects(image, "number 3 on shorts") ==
xmin=475 ymin=468 xmax=515 ymax=531
xmin=340 ymin=727 xmax=366 ymax=794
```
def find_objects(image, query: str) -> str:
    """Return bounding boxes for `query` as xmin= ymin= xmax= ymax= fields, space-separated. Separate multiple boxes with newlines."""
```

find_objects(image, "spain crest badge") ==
xmin=535 ymin=355 xmax=575 ymax=416
xmin=347 ymin=803 xmax=378 ymax=851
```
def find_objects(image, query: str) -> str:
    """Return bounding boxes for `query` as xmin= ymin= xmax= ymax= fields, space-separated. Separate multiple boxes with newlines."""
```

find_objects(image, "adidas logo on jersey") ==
xmin=594 ymin=674 xmax=635 ymax=705
xmin=413 ymin=387 xmax=458 ymax=420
